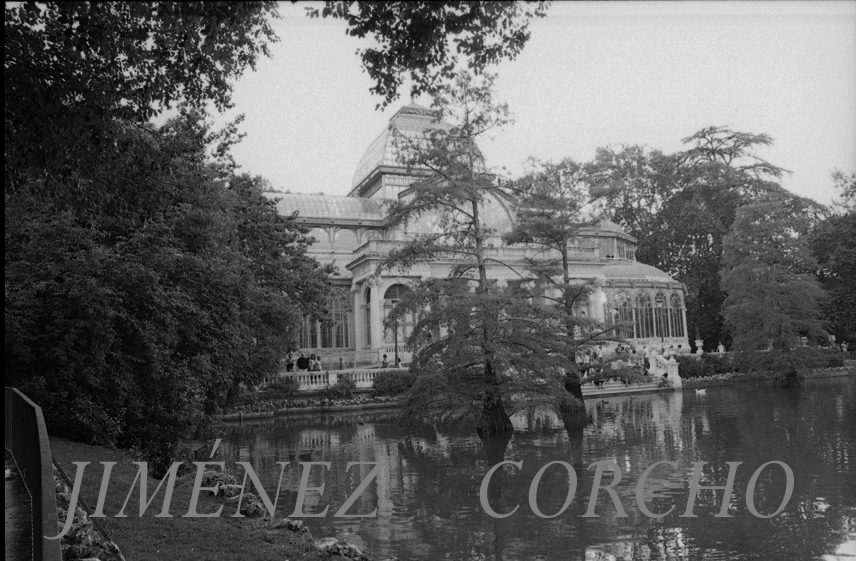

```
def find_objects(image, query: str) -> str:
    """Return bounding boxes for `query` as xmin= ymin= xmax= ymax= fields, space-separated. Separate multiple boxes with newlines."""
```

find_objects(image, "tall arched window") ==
xmin=669 ymin=293 xmax=685 ymax=338
xmin=383 ymin=284 xmax=414 ymax=344
xmin=654 ymin=292 xmax=669 ymax=339
xmin=321 ymin=296 xmax=350 ymax=349
xmin=299 ymin=315 xmax=319 ymax=349
xmin=614 ymin=292 xmax=634 ymax=339
xmin=635 ymin=292 xmax=655 ymax=339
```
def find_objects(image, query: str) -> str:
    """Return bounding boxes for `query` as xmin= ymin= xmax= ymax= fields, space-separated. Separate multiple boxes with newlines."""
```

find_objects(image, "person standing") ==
xmin=296 ymin=352 xmax=309 ymax=371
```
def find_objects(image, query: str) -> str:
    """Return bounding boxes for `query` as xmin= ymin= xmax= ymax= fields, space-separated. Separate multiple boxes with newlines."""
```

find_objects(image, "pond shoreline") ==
xmin=681 ymin=365 xmax=855 ymax=389
xmin=217 ymin=367 xmax=856 ymax=421
xmin=217 ymin=399 xmax=403 ymax=422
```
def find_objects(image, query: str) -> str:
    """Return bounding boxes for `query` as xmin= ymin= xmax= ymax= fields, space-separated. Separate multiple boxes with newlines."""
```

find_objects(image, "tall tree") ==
xmin=4 ymin=110 xmax=331 ymax=471
xmin=382 ymin=72 xmax=575 ymax=436
xmin=721 ymin=195 xmax=828 ymax=380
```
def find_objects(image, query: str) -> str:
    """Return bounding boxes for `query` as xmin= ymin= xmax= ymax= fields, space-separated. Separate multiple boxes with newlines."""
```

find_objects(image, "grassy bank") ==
xmin=681 ymin=366 xmax=855 ymax=389
xmin=49 ymin=437 xmax=368 ymax=561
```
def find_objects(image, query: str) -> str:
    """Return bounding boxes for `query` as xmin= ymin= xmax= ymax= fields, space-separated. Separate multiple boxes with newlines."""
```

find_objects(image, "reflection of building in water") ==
xmin=263 ymin=103 xmax=689 ymax=365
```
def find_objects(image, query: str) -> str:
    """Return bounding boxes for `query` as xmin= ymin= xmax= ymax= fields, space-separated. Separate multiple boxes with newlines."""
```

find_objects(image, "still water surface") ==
xmin=218 ymin=376 xmax=856 ymax=560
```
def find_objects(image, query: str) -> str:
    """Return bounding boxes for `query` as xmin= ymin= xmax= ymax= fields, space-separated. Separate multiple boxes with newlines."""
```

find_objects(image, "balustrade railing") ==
xmin=282 ymin=367 xmax=410 ymax=392
xmin=353 ymin=239 xmax=604 ymax=261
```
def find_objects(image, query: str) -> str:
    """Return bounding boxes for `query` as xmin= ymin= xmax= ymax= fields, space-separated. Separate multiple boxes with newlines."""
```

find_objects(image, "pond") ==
xmin=217 ymin=376 xmax=856 ymax=560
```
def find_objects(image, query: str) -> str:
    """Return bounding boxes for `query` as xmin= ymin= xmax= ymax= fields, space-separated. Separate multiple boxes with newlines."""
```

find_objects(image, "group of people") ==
xmin=285 ymin=352 xmax=323 ymax=372
xmin=380 ymin=354 xmax=402 ymax=368
xmin=576 ymin=342 xmax=687 ymax=377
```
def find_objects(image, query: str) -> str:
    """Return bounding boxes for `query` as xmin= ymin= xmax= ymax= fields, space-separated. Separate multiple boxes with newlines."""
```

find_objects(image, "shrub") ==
xmin=675 ymin=356 xmax=711 ymax=378
xmin=322 ymin=376 xmax=356 ymax=400
xmin=701 ymin=353 xmax=736 ymax=374
xmin=372 ymin=371 xmax=417 ymax=397
xmin=268 ymin=376 xmax=300 ymax=398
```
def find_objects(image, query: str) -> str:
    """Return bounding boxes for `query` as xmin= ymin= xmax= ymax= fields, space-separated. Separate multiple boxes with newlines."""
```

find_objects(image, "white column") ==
xmin=591 ymin=287 xmax=606 ymax=321
xmin=352 ymin=289 xmax=363 ymax=347
xmin=370 ymin=283 xmax=382 ymax=351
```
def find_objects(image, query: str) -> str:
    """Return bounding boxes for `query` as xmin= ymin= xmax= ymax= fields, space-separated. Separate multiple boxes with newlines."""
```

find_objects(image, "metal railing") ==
xmin=4 ymin=387 xmax=62 ymax=561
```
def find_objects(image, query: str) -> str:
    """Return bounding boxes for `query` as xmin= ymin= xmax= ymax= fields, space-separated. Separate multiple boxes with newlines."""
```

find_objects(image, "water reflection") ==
xmin=217 ymin=377 xmax=856 ymax=560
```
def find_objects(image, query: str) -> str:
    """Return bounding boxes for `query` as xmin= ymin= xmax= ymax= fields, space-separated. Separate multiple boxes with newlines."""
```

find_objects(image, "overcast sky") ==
xmin=211 ymin=1 xmax=856 ymax=205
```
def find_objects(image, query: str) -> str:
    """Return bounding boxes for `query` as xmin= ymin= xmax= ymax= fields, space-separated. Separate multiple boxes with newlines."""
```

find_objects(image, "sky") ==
xmin=211 ymin=1 xmax=856 ymax=206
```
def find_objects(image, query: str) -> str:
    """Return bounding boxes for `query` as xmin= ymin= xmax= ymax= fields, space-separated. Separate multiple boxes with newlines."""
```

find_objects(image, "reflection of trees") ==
xmin=214 ymin=378 xmax=856 ymax=560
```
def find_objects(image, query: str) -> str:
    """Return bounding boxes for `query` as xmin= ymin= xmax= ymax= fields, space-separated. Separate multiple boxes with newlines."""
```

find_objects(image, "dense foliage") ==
xmin=810 ymin=171 xmax=856 ymax=345
xmin=321 ymin=376 xmax=357 ymax=400
xmin=372 ymin=371 xmax=417 ymax=397
xmin=4 ymin=3 xmax=335 ymax=471
xmin=5 ymin=112 xmax=331 ymax=468
xmin=720 ymin=195 xmax=829 ymax=381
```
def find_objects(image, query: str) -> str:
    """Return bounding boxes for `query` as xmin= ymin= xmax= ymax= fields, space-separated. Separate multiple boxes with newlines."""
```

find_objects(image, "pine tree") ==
xmin=382 ymin=73 xmax=576 ymax=435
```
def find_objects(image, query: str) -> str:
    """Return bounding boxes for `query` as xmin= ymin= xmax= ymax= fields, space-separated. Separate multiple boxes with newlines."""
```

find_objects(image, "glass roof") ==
xmin=263 ymin=193 xmax=385 ymax=221
xmin=351 ymin=103 xmax=436 ymax=189
xmin=602 ymin=261 xmax=675 ymax=283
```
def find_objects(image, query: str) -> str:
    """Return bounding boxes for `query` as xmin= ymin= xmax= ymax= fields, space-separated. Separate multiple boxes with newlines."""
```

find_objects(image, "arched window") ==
xmin=635 ymin=292 xmax=655 ymax=339
xmin=307 ymin=228 xmax=329 ymax=250
xmin=669 ymin=293 xmax=685 ymax=338
xmin=654 ymin=292 xmax=669 ymax=339
xmin=383 ymin=284 xmax=415 ymax=344
xmin=333 ymin=228 xmax=359 ymax=251
xmin=299 ymin=315 xmax=318 ymax=349
xmin=605 ymin=292 xmax=634 ymax=339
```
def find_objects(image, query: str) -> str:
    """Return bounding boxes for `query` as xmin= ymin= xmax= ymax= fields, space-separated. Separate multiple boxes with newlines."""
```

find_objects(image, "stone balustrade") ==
xmin=284 ymin=367 xmax=409 ymax=392
xmin=353 ymin=239 xmax=603 ymax=262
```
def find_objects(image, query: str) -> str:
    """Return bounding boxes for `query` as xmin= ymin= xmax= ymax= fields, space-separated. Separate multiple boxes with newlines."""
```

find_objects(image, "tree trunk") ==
xmin=564 ymin=368 xmax=585 ymax=402
xmin=477 ymin=394 xmax=514 ymax=437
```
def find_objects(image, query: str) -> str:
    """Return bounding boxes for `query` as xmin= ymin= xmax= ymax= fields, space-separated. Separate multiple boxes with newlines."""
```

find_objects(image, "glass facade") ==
xmin=604 ymin=290 xmax=685 ymax=341
xmin=299 ymin=295 xmax=352 ymax=350
xmin=383 ymin=284 xmax=415 ymax=344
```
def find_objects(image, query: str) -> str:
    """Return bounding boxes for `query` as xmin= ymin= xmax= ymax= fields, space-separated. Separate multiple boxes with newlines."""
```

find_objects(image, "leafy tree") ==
xmin=829 ymin=169 xmax=856 ymax=213
xmin=4 ymin=111 xmax=331 ymax=471
xmin=811 ymin=171 xmax=856 ymax=345
xmin=5 ymin=1 xmax=279 ymax=191
xmin=721 ymin=195 xmax=829 ymax=382
xmin=306 ymin=1 xmax=551 ymax=106
xmin=382 ymin=72 xmax=575 ymax=435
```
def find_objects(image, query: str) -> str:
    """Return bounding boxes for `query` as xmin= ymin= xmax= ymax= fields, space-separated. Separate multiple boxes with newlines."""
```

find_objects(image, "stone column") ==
xmin=351 ymin=285 xmax=363 ymax=348
xmin=370 ymin=282 xmax=382 ymax=352
xmin=591 ymin=287 xmax=606 ymax=321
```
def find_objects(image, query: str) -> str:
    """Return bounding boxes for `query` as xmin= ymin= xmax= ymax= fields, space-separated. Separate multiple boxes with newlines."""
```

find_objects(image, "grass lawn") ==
xmin=50 ymin=437 xmax=339 ymax=561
